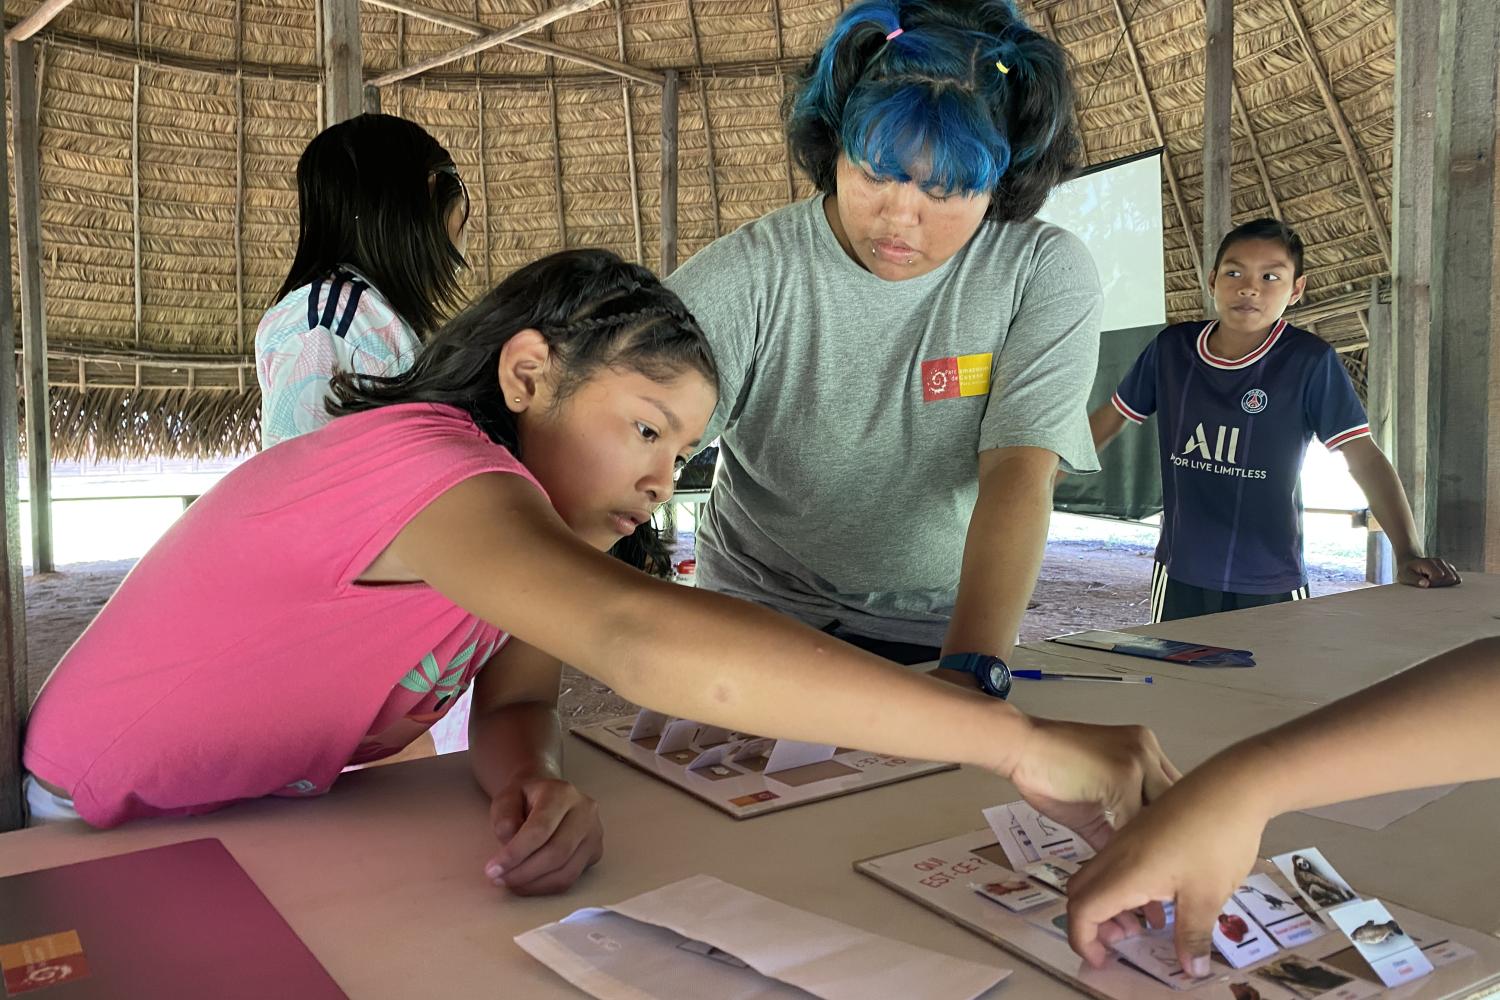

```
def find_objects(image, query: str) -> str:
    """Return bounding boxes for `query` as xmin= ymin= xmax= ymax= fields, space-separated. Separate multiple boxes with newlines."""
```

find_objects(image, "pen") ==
xmin=1012 ymin=669 xmax=1153 ymax=684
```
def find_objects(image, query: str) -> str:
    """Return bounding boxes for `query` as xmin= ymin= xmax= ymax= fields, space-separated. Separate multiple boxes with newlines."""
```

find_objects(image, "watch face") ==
xmin=987 ymin=664 xmax=1009 ymax=693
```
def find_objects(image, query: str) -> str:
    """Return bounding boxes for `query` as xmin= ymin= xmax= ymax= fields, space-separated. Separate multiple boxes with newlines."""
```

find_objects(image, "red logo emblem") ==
xmin=922 ymin=357 xmax=960 ymax=401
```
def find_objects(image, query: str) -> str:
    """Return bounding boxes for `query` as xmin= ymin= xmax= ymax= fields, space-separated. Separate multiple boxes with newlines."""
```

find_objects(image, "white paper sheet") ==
xmin=1299 ymin=785 xmax=1459 ymax=832
xmin=516 ymin=875 xmax=1009 ymax=1000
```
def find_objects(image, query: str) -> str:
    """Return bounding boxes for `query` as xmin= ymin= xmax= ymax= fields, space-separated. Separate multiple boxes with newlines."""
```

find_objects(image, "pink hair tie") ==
xmin=885 ymin=28 xmax=904 ymax=40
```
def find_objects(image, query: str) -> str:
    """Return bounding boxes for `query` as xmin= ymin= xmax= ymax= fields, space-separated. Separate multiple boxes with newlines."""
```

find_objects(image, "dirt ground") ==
xmin=21 ymin=517 xmax=1368 ymax=729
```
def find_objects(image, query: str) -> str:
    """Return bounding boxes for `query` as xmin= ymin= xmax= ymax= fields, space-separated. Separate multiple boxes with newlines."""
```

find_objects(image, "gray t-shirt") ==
xmin=665 ymin=196 xmax=1102 ymax=645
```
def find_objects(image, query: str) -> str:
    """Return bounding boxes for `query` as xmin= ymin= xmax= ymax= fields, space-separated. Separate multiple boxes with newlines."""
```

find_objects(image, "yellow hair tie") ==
xmin=995 ymin=59 xmax=1011 ymax=74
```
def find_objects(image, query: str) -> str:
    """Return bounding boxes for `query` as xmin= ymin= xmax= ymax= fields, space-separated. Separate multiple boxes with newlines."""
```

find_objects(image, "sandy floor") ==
xmin=21 ymin=518 xmax=1368 ymax=729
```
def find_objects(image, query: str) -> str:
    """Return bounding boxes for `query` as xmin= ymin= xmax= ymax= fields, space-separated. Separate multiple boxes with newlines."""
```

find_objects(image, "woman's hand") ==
xmin=484 ymin=776 xmax=604 ymax=896
xmin=1007 ymin=717 xmax=1180 ymax=850
xmin=1063 ymin=760 xmax=1269 ymax=977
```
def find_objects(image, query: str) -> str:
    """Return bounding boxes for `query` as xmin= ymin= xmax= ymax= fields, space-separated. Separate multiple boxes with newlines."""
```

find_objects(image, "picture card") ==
xmin=1418 ymin=937 xmax=1477 ymax=968
xmin=1110 ymin=930 xmax=1214 ymax=991
xmin=1023 ymin=857 xmax=1081 ymax=894
xmin=628 ymin=709 xmax=670 ymax=743
xmin=1233 ymin=875 xmax=1326 ymax=948
xmin=1248 ymin=956 xmax=1380 ymax=1000
xmin=729 ymin=738 xmax=774 ymax=764
xmin=653 ymin=719 xmax=700 ymax=756
xmin=970 ymin=879 xmax=1060 ymax=913
xmin=1021 ymin=901 xmax=1071 ymax=939
xmin=1212 ymin=896 xmax=1279 ymax=969
xmin=685 ymin=741 xmax=738 ymax=772
xmin=1016 ymin=804 xmax=1095 ymax=863
xmin=1327 ymin=898 xmax=1433 ymax=988
xmin=1271 ymin=849 xmax=1358 ymax=911
xmin=982 ymin=804 xmax=1040 ymax=870
xmin=695 ymin=725 xmax=734 ymax=748
xmin=763 ymin=740 xmax=836 ymax=776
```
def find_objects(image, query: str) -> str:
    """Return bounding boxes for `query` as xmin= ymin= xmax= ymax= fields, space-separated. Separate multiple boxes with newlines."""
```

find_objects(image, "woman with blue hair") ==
xmin=666 ymin=0 xmax=1101 ymax=692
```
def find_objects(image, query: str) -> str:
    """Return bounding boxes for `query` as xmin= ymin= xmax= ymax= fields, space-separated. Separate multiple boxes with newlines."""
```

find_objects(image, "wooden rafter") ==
xmin=1275 ymin=0 xmax=1390 ymax=266
xmin=1032 ymin=6 xmax=1087 ymax=164
xmin=363 ymin=0 xmax=663 ymax=87
xmin=771 ymin=0 xmax=795 ymax=202
xmin=548 ymin=78 xmax=567 ymax=249
xmin=614 ymin=0 xmax=644 ymax=266
xmin=683 ymin=0 xmax=721 ymax=238
xmin=1109 ymin=0 xmax=1202 ymax=281
xmin=234 ymin=0 xmax=245 ymax=358
xmin=369 ymin=0 xmax=609 ymax=87
xmin=5 ymin=0 xmax=80 ymax=43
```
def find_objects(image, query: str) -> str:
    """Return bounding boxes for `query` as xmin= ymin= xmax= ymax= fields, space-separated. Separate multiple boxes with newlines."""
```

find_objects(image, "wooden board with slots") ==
xmin=571 ymin=710 xmax=956 ymax=819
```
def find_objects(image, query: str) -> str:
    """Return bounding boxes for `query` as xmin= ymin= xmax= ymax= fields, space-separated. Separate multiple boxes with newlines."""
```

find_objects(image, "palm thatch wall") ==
xmin=5 ymin=0 xmax=1391 ymax=459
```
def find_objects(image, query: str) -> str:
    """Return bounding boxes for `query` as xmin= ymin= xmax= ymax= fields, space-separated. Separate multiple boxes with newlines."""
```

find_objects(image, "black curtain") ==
xmin=1054 ymin=324 xmax=1164 ymax=521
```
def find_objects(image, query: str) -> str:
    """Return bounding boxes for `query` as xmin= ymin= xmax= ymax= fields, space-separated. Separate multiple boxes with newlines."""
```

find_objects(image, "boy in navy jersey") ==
xmin=1089 ymin=219 xmax=1460 ymax=622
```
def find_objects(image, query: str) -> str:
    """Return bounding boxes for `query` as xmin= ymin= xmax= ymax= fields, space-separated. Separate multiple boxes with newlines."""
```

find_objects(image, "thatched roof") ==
xmin=5 ymin=0 xmax=1390 ymax=459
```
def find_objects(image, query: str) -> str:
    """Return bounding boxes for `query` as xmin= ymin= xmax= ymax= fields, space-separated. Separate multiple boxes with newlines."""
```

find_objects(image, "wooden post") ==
xmin=1201 ymin=0 xmax=1233 ymax=314
xmin=362 ymin=83 xmax=381 ymax=114
xmin=1364 ymin=279 xmax=1394 ymax=584
xmin=660 ymin=69 xmax=679 ymax=276
xmin=0 ymin=35 xmax=29 ymax=834
xmin=613 ymin=0 xmax=643 ymax=266
xmin=321 ymin=0 xmax=362 ymax=125
xmin=1429 ymin=0 xmax=1500 ymax=572
xmin=548 ymin=79 xmax=567 ymax=250
xmin=10 ymin=39 xmax=51 ymax=575
xmin=1392 ymin=0 xmax=1439 ymax=549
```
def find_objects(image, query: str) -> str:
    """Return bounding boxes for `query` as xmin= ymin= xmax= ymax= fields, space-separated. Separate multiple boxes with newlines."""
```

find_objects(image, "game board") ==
xmin=856 ymin=803 xmax=1500 ymax=1000
xmin=570 ymin=709 xmax=956 ymax=819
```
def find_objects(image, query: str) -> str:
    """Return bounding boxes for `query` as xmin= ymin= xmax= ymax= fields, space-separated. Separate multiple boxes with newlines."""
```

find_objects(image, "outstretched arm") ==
xmin=1067 ymin=636 xmax=1500 ymax=975
xmin=385 ymin=473 xmax=1180 ymax=853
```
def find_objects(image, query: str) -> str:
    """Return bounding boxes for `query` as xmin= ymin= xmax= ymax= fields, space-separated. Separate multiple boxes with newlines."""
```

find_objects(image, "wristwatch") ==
xmin=938 ymin=652 xmax=1012 ymax=699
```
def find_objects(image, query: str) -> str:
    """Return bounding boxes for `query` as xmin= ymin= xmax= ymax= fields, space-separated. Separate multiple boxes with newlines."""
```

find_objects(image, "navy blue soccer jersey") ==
xmin=1112 ymin=319 xmax=1370 ymax=594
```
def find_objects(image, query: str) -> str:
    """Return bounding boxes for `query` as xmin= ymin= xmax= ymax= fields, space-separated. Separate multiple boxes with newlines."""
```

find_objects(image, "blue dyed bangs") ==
xmin=841 ymin=81 xmax=1011 ymax=196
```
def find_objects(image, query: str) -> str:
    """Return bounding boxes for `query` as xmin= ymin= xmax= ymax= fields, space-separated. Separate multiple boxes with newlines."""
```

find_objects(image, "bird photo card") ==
xmin=1326 ymin=898 xmax=1434 ymax=988
xmin=1233 ymin=874 xmax=1327 ymax=948
xmin=1271 ymin=849 xmax=1359 ymax=911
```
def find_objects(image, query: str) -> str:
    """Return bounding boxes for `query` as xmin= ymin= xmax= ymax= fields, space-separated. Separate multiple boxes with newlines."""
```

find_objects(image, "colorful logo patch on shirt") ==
xmin=922 ymin=353 xmax=993 ymax=402
xmin=1241 ymin=388 xmax=1269 ymax=414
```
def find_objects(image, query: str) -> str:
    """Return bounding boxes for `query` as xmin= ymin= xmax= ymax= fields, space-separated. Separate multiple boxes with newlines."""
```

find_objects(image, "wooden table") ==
xmin=1027 ymin=575 xmax=1500 ymax=705
xmin=3 ymin=584 xmax=1498 ymax=998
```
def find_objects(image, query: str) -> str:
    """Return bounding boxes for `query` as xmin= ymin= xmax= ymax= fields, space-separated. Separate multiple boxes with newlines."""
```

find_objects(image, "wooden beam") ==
xmin=0 ymin=32 xmax=29 ymax=834
xmin=362 ymin=82 xmax=381 ymax=113
xmin=132 ymin=63 xmax=142 ymax=346
xmin=1276 ymin=0 xmax=1390 ymax=266
xmin=1201 ymin=0 xmax=1232 ymax=314
xmin=1364 ymin=279 xmax=1394 ymax=584
xmin=1392 ymin=0 xmax=1439 ymax=548
xmin=614 ymin=0 xmax=643 ymax=266
xmin=1109 ymin=0 xmax=1202 ymax=283
xmin=10 ymin=39 xmax=51 ymax=575
xmin=362 ymin=0 xmax=664 ymax=87
xmin=5 ymin=0 xmax=80 ymax=43
xmin=548 ymin=78 xmax=567 ymax=249
xmin=1429 ymin=0 xmax=1500 ymax=572
xmin=771 ymin=0 xmax=796 ymax=203
xmin=683 ymin=0 xmax=721 ymax=239
xmin=660 ymin=69 xmax=679 ymax=275
xmin=370 ymin=0 xmax=608 ymax=87
xmin=234 ymin=1 xmax=245 ymax=359
xmin=321 ymin=0 xmax=362 ymax=125
xmin=476 ymin=75 xmax=492 ymax=286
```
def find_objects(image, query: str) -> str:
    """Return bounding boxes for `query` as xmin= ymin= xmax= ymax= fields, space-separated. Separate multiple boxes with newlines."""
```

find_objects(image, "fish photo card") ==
xmin=1326 ymin=898 xmax=1434 ymax=988
xmin=1271 ymin=849 xmax=1359 ymax=911
xmin=1212 ymin=896 xmax=1280 ymax=969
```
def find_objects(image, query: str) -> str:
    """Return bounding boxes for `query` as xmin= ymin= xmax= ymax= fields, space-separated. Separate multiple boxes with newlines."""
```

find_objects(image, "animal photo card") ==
xmin=1272 ymin=849 xmax=1359 ymax=911
xmin=1326 ymin=899 xmax=1434 ymax=988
